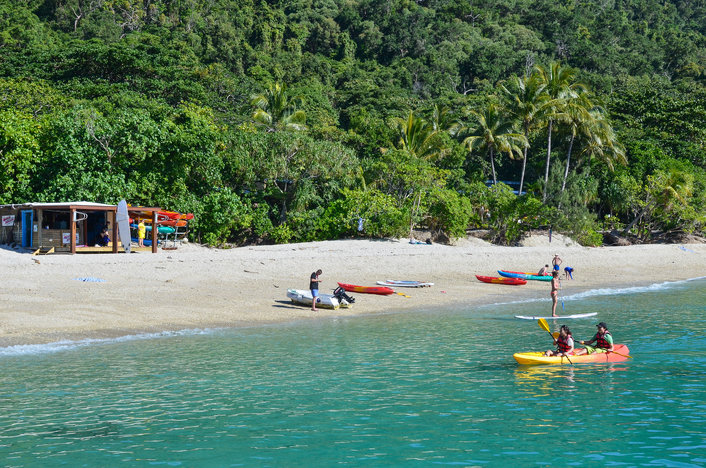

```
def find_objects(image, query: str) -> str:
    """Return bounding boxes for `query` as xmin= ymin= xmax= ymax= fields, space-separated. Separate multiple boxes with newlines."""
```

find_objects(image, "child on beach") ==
xmin=138 ymin=220 xmax=146 ymax=247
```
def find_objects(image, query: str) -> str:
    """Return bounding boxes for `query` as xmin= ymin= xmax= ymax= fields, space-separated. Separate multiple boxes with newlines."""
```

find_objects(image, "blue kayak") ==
xmin=498 ymin=270 xmax=553 ymax=282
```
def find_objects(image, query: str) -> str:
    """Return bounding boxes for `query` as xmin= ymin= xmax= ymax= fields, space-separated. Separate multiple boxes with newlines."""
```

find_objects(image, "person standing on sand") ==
xmin=552 ymin=254 xmax=562 ymax=272
xmin=138 ymin=220 xmax=146 ymax=247
xmin=550 ymin=270 xmax=561 ymax=317
xmin=310 ymin=269 xmax=322 ymax=311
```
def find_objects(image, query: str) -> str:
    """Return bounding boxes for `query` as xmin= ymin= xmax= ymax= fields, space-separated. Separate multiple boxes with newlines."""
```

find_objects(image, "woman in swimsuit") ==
xmin=550 ymin=270 xmax=560 ymax=317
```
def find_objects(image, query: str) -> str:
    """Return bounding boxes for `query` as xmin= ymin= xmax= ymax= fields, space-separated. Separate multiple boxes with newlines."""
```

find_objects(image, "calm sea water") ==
xmin=1 ymin=278 xmax=705 ymax=467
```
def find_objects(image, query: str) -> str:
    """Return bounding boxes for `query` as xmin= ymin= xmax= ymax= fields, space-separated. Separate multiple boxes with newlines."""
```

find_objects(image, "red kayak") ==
xmin=337 ymin=282 xmax=394 ymax=295
xmin=475 ymin=275 xmax=527 ymax=286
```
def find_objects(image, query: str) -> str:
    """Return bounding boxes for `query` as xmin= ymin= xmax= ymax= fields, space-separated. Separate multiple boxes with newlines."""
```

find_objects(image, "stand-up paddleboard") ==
xmin=116 ymin=200 xmax=131 ymax=253
xmin=376 ymin=280 xmax=434 ymax=288
xmin=515 ymin=312 xmax=597 ymax=320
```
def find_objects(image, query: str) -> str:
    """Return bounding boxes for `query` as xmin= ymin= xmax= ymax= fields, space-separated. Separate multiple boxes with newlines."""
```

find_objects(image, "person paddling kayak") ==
xmin=544 ymin=325 xmax=574 ymax=357
xmin=575 ymin=322 xmax=614 ymax=355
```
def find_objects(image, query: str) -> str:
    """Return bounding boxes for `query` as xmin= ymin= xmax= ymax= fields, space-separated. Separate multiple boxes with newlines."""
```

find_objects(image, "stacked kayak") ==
xmin=498 ymin=270 xmax=552 ymax=282
xmin=130 ymin=224 xmax=175 ymax=235
xmin=287 ymin=289 xmax=352 ymax=309
xmin=476 ymin=275 xmax=527 ymax=286
xmin=514 ymin=344 xmax=631 ymax=365
xmin=376 ymin=280 xmax=434 ymax=288
xmin=337 ymin=282 xmax=394 ymax=295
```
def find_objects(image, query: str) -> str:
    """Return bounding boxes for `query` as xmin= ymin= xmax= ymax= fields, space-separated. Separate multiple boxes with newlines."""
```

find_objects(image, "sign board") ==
xmin=1 ymin=215 xmax=14 ymax=226
xmin=62 ymin=232 xmax=71 ymax=244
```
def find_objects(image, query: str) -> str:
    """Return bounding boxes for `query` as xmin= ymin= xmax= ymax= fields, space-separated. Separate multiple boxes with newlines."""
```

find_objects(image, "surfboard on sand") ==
xmin=117 ymin=200 xmax=131 ymax=253
xmin=514 ymin=312 xmax=598 ymax=320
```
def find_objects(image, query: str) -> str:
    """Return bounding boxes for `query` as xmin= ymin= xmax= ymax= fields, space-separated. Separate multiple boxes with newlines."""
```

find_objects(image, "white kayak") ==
xmin=515 ymin=312 xmax=598 ymax=320
xmin=376 ymin=280 xmax=434 ymax=288
xmin=287 ymin=289 xmax=351 ymax=310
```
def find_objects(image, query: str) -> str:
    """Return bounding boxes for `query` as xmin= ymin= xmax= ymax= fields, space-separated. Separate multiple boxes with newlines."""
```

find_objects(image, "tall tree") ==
xmin=559 ymin=91 xmax=595 ymax=192
xmin=535 ymin=62 xmax=586 ymax=201
xmin=499 ymin=74 xmax=548 ymax=195
xmin=250 ymin=83 xmax=307 ymax=132
xmin=462 ymin=103 xmax=527 ymax=185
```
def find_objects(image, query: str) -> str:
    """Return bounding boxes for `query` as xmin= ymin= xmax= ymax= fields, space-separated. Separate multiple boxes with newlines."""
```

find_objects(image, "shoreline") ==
xmin=1 ymin=236 xmax=705 ymax=349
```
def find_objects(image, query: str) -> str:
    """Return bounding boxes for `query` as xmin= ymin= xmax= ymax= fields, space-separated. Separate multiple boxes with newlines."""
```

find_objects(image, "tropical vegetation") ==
xmin=1 ymin=0 xmax=704 ymax=246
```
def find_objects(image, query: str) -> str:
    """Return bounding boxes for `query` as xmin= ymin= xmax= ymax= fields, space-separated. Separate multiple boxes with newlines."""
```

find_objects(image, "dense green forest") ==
xmin=1 ymin=0 xmax=705 ymax=245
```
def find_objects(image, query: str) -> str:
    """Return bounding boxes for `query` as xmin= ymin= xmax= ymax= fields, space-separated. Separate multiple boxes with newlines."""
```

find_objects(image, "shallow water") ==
xmin=1 ymin=278 xmax=705 ymax=466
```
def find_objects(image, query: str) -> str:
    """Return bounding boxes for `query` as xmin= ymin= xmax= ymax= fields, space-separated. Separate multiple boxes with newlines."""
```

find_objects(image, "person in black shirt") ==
xmin=310 ymin=269 xmax=322 ymax=311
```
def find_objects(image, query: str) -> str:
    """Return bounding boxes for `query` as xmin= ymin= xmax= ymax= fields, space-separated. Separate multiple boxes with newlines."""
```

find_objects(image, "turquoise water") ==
xmin=1 ymin=279 xmax=705 ymax=467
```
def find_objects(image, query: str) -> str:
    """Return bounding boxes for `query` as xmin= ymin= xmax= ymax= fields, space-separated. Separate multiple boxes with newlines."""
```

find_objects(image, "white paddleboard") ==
xmin=515 ymin=312 xmax=598 ymax=320
xmin=116 ymin=200 xmax=131 ymax=253
xmin=376 ymin=280 xmax=434 ymax=288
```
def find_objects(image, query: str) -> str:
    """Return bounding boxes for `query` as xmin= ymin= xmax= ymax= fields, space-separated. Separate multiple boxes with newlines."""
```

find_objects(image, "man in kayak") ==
xmin=538 ymin=264 xmax=550 ymax=276
xmin=310 ymin=269 xmax=322 ymax=311
xmin=575 ymin=322 xmax=614 ymax=355
xmin=550 ymin=270 xmax=560 ymax=317
xmin=544 ymin=325 xmax=574 ymax=357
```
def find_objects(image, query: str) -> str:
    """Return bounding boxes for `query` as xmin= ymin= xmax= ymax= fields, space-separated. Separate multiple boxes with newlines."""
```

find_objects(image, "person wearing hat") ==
xmin=552 ymin=253 xmax=562 ymax=272
xmin=575 ymin=322 xmax=614 ymax=355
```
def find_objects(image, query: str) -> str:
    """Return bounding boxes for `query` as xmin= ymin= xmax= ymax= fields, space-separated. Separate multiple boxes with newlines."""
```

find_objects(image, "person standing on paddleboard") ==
xmin=575 ymin=322 xmax=614 ymax=355
xmin=550 ymin=270 xmax=561 ymax=317
xmin=310 ymin=269 xmax=322 ymax=311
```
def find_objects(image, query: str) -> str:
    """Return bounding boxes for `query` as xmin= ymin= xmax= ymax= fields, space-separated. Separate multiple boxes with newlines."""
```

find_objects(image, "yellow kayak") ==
xmin=514 ymin=344 xmax=631 ymax=365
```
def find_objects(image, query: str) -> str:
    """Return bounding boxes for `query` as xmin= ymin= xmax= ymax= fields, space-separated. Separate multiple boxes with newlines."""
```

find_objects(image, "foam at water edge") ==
xmin=486 ymin=275 xmax=706 ymax=307
xmin=0 ymin=328 xmax=223 ymax=357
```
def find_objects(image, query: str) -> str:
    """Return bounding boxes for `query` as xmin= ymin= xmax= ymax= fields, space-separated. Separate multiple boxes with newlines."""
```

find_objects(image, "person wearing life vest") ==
xmin=544 ymin=325 xmax=574 ymax=357
xmin=575 ymin=322 xmax=614 ymax=355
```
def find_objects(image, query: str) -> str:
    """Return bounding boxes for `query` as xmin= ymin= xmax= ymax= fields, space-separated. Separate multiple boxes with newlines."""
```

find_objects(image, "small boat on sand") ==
xmin=337 ymin=282 xmax=394 ymax=295
xmin=475 ymin=275 xmax=527 ymax=286
xmin=287 ymin=289 xmax=352 ymax=309
xmin=498 ymin=270 xmax=552 ymax=282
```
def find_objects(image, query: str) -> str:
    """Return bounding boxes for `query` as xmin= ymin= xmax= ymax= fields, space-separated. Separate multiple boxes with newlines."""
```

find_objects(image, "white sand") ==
xmin=1 ymin=236 xmax=704 ymax=346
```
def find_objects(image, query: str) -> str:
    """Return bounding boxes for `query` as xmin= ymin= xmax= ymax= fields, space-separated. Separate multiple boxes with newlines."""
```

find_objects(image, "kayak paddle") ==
xmin=538 ymin=318 xmax=573 ymax=365
xmin=395 ymin=291 xmax=411 ymax=298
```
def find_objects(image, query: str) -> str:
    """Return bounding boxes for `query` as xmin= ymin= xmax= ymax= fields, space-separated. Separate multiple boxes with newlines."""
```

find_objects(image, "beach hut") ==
xmin=0 ymin=202 xmax=162 ymax=254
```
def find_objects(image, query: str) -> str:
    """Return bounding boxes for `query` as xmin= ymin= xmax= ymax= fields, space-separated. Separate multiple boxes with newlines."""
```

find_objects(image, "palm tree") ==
xmin=559 ymin=91 xmax=595 ymax=192
xmin=499 ymin=74 xmax=548 ymax=195
xmin=462 ymin=103 xmax=528 ymax=185
xmin=250 ymin=83 xmax=307 ymax=132
xmin=535 ymin=62 xmax=586 ymax=201
xmin=429 ymin=104 xmax=461 ymax=136
xmin=393 ymin=111 xmax=446 ymax=160
xmin=576 ymin=112 xmax=627 ymax=175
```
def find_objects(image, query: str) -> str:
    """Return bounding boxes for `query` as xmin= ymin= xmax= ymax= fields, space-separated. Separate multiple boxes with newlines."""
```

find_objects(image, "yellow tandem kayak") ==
xmin=513 ymin=344 xmax=631 ymax=365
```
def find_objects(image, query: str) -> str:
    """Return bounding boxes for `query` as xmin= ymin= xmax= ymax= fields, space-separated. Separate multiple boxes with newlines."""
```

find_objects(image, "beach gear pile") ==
xmin=129 ymin=209 xmax=194 ymax=247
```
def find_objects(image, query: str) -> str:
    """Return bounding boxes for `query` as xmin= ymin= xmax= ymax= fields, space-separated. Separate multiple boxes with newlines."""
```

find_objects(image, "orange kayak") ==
xmin=337 ymin=282 xmax=394 ymax=295
xmin=475 ymin=275 xmax=527 ymax=285
xmin=514 ymin=345 xmax=631 ymax=365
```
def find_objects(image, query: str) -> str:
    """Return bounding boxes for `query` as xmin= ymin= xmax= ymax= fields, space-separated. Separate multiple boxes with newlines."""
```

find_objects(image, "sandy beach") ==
xmin=1 ymin=235 xmax=704 ymax=347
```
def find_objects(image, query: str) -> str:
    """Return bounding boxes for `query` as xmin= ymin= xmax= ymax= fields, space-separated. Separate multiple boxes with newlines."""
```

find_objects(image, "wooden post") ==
xmin=70 ymin=208 xmax=76 ymax=254
xmin=37 ymin=209 xmax=43 ymax=248
xmin=151 ymin=210 xmax=158 ymax=253
xmin=112 ymin=210 xmax=118 ymax=253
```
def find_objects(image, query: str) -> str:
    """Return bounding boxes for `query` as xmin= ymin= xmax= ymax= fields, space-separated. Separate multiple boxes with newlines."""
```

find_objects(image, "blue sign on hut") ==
xmin=0 ymin=201 xmax=162 ymax=254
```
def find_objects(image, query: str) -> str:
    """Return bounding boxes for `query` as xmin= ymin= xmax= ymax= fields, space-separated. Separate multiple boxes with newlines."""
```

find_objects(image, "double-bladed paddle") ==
xmin=538 ymin=318 xmax=573 ymax=365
